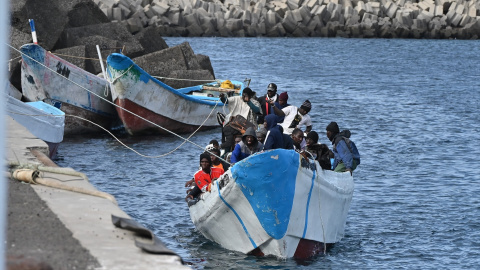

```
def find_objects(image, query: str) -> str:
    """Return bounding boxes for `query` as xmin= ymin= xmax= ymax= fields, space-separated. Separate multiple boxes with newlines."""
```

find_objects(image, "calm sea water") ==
xmin=57 ymin=38 xmax=480 ymax=269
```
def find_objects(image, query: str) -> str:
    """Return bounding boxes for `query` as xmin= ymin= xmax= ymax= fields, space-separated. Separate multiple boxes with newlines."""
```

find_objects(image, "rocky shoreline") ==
xmin=94 ymin=0 xmax=480 ymax=39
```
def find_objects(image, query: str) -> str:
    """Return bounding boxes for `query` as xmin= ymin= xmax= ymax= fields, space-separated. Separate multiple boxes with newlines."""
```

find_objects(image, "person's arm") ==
xmin=337 ymin=140 xmax=353 ymax=171
xmin=268 ymin=100 xmax=285 ymax=117
xmin=247 ymin=100 xmax=261 ymax=114
xmin=305 ymin=125 xmax=312 ymax=133
xmin=219 ymin=93 xmax=228 ymax=104
xmin=230 ymin=144 xmax=241 ymax=163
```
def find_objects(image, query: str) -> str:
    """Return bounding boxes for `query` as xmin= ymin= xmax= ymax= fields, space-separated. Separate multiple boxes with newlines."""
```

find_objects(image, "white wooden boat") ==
xmin=106 ymin=53 xmax=245 ymax=135
xmin=188 ymin=149 xmax=354 ymax=259
xmin=20 ymin=43 xmax=118 ymax=135
xmin=6 ymin=94 xmax=65 ymax=158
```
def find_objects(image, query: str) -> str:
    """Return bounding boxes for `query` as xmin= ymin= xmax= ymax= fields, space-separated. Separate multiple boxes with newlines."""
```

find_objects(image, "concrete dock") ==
xmin=5 ymin=115 xmax=189 ymax=270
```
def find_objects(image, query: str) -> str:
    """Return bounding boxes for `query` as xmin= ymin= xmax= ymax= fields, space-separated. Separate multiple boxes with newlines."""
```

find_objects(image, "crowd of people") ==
xmin=185 ymin=83 xmax=361 ymax=202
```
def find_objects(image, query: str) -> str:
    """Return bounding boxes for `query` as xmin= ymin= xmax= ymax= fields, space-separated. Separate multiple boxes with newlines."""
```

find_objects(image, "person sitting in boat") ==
xmin=209 ymin=139 xmax=220 ymax=150
xmin=305 ymin=131 xmax=334 ymax=170
xmin=219 ymin=87 xmax=262 ymax=153
xmin=276 ymin=100 xmax=313 ymax=135
xmin=256 ymin=127 xmax=267 ymax=144
xmin=326 ymin=122 xmax=361 ymax=175
xmin=263 ymin=114 xmax=284 ymax=150
xmin=209 ymin=147 xmax=230 ymax=172
xmin=256 ymin=83 xmax=282 ymax=125
xmin=185 ymin=153 xmax=224 ymax=202
xmin=291 ymin=128 xmax=306 ymax=152
xmin=231 ymin=127 xmax=263 ymax=164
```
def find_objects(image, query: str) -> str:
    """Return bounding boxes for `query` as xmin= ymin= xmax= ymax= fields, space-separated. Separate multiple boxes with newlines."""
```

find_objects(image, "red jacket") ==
xmin=195 ymin=167 xmax=224 ymax=192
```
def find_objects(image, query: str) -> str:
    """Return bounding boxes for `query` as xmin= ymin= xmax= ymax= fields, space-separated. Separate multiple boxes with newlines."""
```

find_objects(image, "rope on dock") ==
xmin=6 ymin=43 xmax=230 ymax=164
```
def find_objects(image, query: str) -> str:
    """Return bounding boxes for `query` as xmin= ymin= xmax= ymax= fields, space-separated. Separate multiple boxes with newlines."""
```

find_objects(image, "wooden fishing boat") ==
xmin=20 ymin=43 xmax=118 ymax=135
xmin=6 ymin=94 xmax=65 ymax=159
xmin=106 ymin=53 xmax=245 ymax=135
xmin=187 ymin=149 xmax=354 ymax=259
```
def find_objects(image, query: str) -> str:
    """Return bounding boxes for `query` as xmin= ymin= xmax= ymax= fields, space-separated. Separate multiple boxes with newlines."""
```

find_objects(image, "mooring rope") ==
xmin=6 ymin=43 xmax=231 ymax=164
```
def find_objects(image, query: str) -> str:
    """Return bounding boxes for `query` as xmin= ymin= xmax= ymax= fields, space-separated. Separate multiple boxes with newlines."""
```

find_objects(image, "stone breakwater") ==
xmin=94 ymin=0 xmax=480 ymax=38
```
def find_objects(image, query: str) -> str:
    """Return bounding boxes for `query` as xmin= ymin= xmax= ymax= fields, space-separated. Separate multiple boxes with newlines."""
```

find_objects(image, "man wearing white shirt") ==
xmin=276 ymin=100 xmax=313 ymax=135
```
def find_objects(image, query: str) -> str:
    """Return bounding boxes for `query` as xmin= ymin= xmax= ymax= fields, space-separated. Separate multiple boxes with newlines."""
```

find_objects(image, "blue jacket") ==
xmin=230 ymin=127 xmax=263 ymax=163
xmin=263 ymin=114 xmax=284 ymax=150
xmin=332 ymin=131 xmax=360 ymax=170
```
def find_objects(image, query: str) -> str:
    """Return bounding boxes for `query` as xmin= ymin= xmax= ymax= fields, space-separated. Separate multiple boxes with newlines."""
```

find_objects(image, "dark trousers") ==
xmin=221 ymin=125 xmax=241 ymax=153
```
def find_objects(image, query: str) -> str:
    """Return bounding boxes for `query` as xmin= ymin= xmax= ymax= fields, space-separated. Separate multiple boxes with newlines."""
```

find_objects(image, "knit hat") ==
xmin=205 ymin=144 xmax=216 ymax=152
xmin=279 ymin=92 xmax=288 ymax=101
xmin=306 ymin=131 xmax=319 ymax=144
xmin=267 ymin=83 xmax=277 ymax=91
xmin=326 ymin=121 xmax=340 ymax=134
xmin=242 ymin=87 xmax=255 ymax=97
xmin=200 ymin=153 xmax=212 ymax=164
xmin=300 ymin=100 xmax=311 ymax=113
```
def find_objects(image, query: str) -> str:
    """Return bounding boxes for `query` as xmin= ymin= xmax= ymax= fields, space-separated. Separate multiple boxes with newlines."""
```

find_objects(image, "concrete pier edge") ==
xmin=5 ymin=115 xmax=189 ymax=270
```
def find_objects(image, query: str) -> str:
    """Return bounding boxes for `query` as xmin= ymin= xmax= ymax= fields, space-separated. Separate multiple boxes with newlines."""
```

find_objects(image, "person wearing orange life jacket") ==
xmin=185 ymin=153 xmax=224 ymax=202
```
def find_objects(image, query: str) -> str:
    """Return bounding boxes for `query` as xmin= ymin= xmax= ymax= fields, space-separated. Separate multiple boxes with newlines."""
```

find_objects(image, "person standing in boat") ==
xmin=326 ymin=122 xmax=361 ymax=175
xmin=219 ymin=87 xmax=262 ymax=153
xmin=263 ymin=114 xmax=284 ymax=150
xmin=276 ymin=100 xmax=313 ymax=135
xmin=231 ymin=127 xmax=263 ymax=164
xmin=256 ymin=83 xmax=281 ymax=125
xmin=185 ymin=153 xmax=224 ymax=202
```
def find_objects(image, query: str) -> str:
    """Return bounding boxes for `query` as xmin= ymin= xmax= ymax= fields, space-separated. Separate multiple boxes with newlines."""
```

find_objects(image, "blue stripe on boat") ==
xmin=302 ymin=169 xmax=316 ymax=238
xmin=216 ymin=181 xmax=257 ymax=249
xmin=232 ymin=149 xmax=299 ymax=240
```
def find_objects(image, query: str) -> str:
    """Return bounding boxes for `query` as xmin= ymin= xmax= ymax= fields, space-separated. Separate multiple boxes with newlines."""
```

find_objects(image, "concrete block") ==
xmin=185 ymin=13 xmax=199 ymax=25
xmin=327 ymin=2 xmax=336 ymax=12
xmin=434 ymin=5 xmax=443 ymax=17
xmin=113 ymin=7 xmax=123 ymax=20
xmin=299 ymin=5 xmax=312 ymax=21
xmin=386 ymin=1 xmax=398 ymax=18
xmin=355 ymin=1 xmax=366 ymax=17
xmin=266 ymin=9 xmax=278 ymax=27
xmin=417 ymin=10 xmax=433 ymax=22
xmin=242 ymin=9 xmax=252 ymax=24
xmin=306 ymin=0 xmax=319 ymax=9
xmin=169 ymin=11 xmax=185 ymax=26
xmin=292 ymin=9 xmax=303 ymax=21
xmin=226 ymin=18 xmax=244 ymax=31
xmin=151 ymin=4 xmax=169 ymax=15
xmin=455 ymin=4 xmax=465 ymax=14
xmin=450 ymin=13 xmax=462 ymax=26
xmin=468 ymin=5 xmax=476 ymax=17
xmin=134 ymin=26 xmax=168 ymax=54
xmin=459 ymin=14 xmax=472 ymax=26
xmin=52 ymin=46 xmax=88 ymax=71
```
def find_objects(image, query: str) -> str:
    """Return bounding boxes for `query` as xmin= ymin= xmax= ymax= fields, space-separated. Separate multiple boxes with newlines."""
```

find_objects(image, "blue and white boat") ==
xmin=106 ymin=53 xmax=246 ymax=135
xmin=188 ymin=149 xmax=354 ymax=259
xmin=6 ymin=94 xmax=65 ymax=158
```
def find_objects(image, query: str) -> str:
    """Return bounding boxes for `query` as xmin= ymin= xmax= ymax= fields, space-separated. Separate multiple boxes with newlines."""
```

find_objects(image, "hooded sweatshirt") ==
xmin=332 ymin=130 xmax=361 ymax=170
xmin=231 ymin=127 xmax=263 ymax=163
xmin=263 ymin=114 xmax=284 ymax=150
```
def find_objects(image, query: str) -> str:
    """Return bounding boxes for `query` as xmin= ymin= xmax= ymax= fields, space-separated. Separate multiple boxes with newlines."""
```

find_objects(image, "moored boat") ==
xmin=20 ymin=43 xmax=118 ymax=135
xmin=187 ymin=149 xmax=354 ymax=259
xmin=6 ymin=94 xmax=65 ymax=159
xmin=106 ymin=53 xmax=246 ymax=135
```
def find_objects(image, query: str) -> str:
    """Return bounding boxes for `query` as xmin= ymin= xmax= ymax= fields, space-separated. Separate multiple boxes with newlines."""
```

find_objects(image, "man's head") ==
xmin=326 ymin=121 xmax=340 ymax=141
xmin=242 ymin=87 xmax=255 ymax=102
xmin=299 ymin=100 xmax=311 ymax=115
xmin=278 ymin=92 xmax=288 ymax=106
xmin=306 ymin=131 xmax=319 ymax=146
xmin=256 ymin=128 xmax=267 ymax=144
xmin=264 ymin=114 xmax=277 ymax=130
xmin=291 ymin=128 xmax=304 ymax=146
xmin=267 ymin=83 xmax=277 ymax=98
xmin=209 ymin=139 xmax=220 ymax=149
xmin=209 ymin=148 xmax=221 ymax=164
xmin=234 ymin=135 xmax=242 ymax=146
xmin=200 ymin=153 xmax=212 ymax=171
xmin=242 ymin=127 xmax=258 ymax=147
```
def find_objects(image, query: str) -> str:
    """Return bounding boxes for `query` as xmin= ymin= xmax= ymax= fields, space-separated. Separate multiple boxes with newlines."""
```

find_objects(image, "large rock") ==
xmin=65 ymin=0 xmax=110 ymax=28
xmin=133 ymin=26 xmax=169 ymax=54
xmin=161 ymin=69 xmax=215 ymax=89
xmin=196 ymin=54 xmax=215 ymax=78
xmin=55 ymin=22 xmax=144 ymax=58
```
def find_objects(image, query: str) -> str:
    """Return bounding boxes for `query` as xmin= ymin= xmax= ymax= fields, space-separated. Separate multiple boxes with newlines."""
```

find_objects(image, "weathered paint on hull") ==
xmin=49 ymin=100 xmax=116 ymax=135
xmin=188 ymin=149 xmax=354 ymax=259
xmin=20 ymin=44 xmax=117 ymax=135
xmin=115 ymin=98 xmax=218 ymax=135
xmin=107 ymin=53 xmax=226 ymax=136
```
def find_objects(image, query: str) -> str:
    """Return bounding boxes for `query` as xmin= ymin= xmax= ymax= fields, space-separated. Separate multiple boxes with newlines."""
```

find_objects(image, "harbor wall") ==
xmin=93 ymin=0 xmax=480 ymax=39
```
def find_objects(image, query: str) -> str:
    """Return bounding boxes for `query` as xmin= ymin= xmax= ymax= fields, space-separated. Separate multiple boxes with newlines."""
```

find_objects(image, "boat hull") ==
xmin=106 ymin=53 xmax=239 ymax=136
xmin=6 ymin=94 xmax=65 ymax=159
xmin=20 ymin=43 xmax=117 ymax=135
xmin=188 ymin=149 xmax=354 ymax=259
